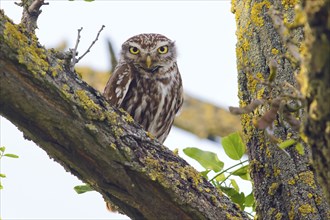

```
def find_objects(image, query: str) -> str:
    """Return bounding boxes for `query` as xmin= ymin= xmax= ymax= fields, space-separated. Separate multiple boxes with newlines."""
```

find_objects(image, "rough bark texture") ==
xmin=0 ymin=11 xmax=249 ymax=220
xmin=78 ymin=66 xmax=242 ymax=139
xmin=300 ymin=0 xmax=330 ymax=204
xmin=232 ymin=0 xmax=329 ymax=219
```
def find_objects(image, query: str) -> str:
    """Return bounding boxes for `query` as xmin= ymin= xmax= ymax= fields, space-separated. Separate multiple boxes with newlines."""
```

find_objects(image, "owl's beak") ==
xmin=146 ymin=55 xmax=152 ymax=69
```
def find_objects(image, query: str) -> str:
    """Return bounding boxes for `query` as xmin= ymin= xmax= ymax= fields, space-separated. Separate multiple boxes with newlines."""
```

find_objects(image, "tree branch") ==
xmin=16 ymin=0 xmax=49 ymax=33
xmin=76 ymin=25 xmax=105 ymax=64
xmin=70 ymin=27 xmax=83 ymax=72
xmin=70 ymin=25 xmax=105 ymax=72
xmin=0 ymin=11 xmax=248 ymax=219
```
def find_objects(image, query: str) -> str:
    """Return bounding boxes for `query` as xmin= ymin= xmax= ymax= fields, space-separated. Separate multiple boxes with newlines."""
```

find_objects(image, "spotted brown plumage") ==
xmin=103 ymin=33 xmax=183 ymax=143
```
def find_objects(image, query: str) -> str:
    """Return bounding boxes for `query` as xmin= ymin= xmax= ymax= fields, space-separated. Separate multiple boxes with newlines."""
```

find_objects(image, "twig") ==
xmin=209 ymin=159 xmax=248 ymax=182
xmin=70 ymin=25 xmax=105 ymax=72
xmin=76 ymin=25 xmax=105 ymax=63
xmin=14 ymin=1 xmax=23 ymax=7
xmin=70 ymin=27 xmax=83 ymax=72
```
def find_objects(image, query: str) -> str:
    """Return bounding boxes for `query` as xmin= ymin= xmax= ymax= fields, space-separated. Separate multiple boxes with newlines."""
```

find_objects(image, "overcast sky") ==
xmin=0 ymin=1 xmax=247 ymax=219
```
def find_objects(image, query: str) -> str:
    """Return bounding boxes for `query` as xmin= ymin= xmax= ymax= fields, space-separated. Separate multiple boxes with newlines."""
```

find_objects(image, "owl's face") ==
xmin=121 ymin=33 xmax=177 ymax=75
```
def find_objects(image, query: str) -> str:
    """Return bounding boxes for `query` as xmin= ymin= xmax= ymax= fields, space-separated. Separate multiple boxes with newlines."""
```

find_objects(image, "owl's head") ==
xmin=121 ymin=33 xmax=177 ymax=74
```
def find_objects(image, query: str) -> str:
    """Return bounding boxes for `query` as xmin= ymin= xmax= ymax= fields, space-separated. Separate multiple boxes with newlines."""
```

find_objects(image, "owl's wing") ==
xmin=175 ymin=73 xmax=184 ymax=115
xmin=175 ymin=89 xmax=184 ymax=115
xmin=103 ymin=63 xmax=133 ymax=107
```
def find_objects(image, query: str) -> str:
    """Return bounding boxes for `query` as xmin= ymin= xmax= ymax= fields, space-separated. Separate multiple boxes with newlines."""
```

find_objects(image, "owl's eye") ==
xmin=157 ymin=46 xmax=168 ymax=54
xmin=129 ymin=47 xmax=140 ymax=55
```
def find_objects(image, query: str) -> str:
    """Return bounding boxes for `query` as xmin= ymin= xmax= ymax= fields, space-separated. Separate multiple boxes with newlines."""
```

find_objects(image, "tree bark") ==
xmin=0 ymin=11 xmax=248 ymax=220
xmin=300 ymin=0 xmax=330 ymax=204
xmin=232 ymin=0 xmax=329 ymax=219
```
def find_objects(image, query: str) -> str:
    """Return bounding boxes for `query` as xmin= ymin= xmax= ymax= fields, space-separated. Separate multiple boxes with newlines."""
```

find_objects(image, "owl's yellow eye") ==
xmin=129 ymin=47 xmax=140 ymax=55
xmin=157 ymin=46 xmax=168 ymax=54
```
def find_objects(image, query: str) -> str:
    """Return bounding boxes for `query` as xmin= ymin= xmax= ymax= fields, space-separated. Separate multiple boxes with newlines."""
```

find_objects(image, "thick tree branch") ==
xmin=0 ymin=11 xmax=248 ymax=219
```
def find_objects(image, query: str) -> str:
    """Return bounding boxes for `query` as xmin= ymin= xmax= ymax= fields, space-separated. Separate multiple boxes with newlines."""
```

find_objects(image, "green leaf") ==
xmin=230 ymin=179 xmax=239 ymax=192
xmin=183 ymin=147 xmax=224 ymax=172
xmin=215 ymin=173 xmax=226 ymax=182
xmin=279 ymin=139 xmax=296 ymax=149
xmin=0 ymin=146 xmax=5 ymax=152
xmin=220 ymin=186 xmax=245 ymax=210
xmin=219 ymin=186 xmax=238 ymax=197
xmin=231 ymin=192 xmax=245 ymax=210
xmin=3 ymin=153 xmax=19 ymax=158
xmin=0 ymin=182 xmax=3 ymax=190
xmin=0 ymin=173 xmax=6 ymax=178
xmin=295 ymin=143 xmax=305 ymax=155
xmin=200 ymin=170 xmax=211 ymax=179
xmin=232 ymin=165 xmax=250 ymax=180
xmin=221 ymin=132 xmax=245 ymax=160
xmin=74 ymin=184 xmax=94 ymax=194
xmin=245 ymin=192 xmax=255 ymax=207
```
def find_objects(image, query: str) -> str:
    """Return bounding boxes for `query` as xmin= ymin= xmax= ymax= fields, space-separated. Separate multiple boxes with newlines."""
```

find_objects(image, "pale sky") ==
xmin=0 ymin=1 xmax=247 ymax=219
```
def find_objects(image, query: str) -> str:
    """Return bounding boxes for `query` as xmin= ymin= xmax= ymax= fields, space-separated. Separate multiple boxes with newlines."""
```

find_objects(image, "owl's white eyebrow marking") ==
xmin=128 ymin=42 xmax=141 ymax=49
xmin=155 ymin=42 xmax=169 ymax=48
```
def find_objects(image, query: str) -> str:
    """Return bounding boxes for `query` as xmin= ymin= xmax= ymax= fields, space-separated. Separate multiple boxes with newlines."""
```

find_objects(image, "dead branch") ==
xmin=70 ymin=25 xmax=105 ymax=72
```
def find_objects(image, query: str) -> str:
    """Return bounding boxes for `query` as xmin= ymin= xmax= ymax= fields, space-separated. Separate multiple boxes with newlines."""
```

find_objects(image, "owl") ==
xmin=103 ymin=33 xmax=183 ymax=143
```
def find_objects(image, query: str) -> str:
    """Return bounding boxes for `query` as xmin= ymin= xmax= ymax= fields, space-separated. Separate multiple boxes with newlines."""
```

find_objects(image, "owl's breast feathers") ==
xmin=103 ymin=62 xmax=183 ymax=143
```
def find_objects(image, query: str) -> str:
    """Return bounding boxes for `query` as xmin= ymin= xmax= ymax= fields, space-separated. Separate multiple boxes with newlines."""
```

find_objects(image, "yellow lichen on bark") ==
xmin=298 ymin=171 xmax=316 ymax=188
xmin=251 ymin=1 xmax=271 ymax=27
xmin=3 ymin=22 xmax=49 ymax=76
xmin=281 ymin=0 xmax=300 ymax=10
xmin=75 ymin=90 xmax=105 ymax=121
xmin=298 ymin=204 xmax=316 ymax=216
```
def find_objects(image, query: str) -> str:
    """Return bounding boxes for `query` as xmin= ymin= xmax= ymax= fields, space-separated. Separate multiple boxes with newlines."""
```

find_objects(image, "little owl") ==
xmin=103 ymin=33 xmax=183 ymax=143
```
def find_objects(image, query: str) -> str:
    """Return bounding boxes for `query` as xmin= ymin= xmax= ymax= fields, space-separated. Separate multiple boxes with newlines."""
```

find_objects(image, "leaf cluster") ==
xmin=0 ymin=146 xmax=19 ymax=190
xmin=183 ymin=132 xmax=254 ymax=214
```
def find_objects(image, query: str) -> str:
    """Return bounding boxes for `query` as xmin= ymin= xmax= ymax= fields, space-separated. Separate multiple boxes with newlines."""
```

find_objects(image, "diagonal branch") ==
xmin=0 ymin=12 xmax=248 ymax=220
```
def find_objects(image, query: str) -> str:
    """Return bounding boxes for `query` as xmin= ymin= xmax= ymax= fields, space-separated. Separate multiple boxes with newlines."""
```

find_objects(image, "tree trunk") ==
xmin=232 ymin=0 xmax=329 ymax=219
xmin=0 ymin=11 xmax=248 ymax=220
xmin=300 ymin=0 xmax=330 ymax=204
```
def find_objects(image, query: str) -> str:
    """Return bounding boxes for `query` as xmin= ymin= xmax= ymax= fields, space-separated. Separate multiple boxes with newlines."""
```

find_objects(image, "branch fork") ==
xmin=70 ymin=25 xmax=105 ymax=72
